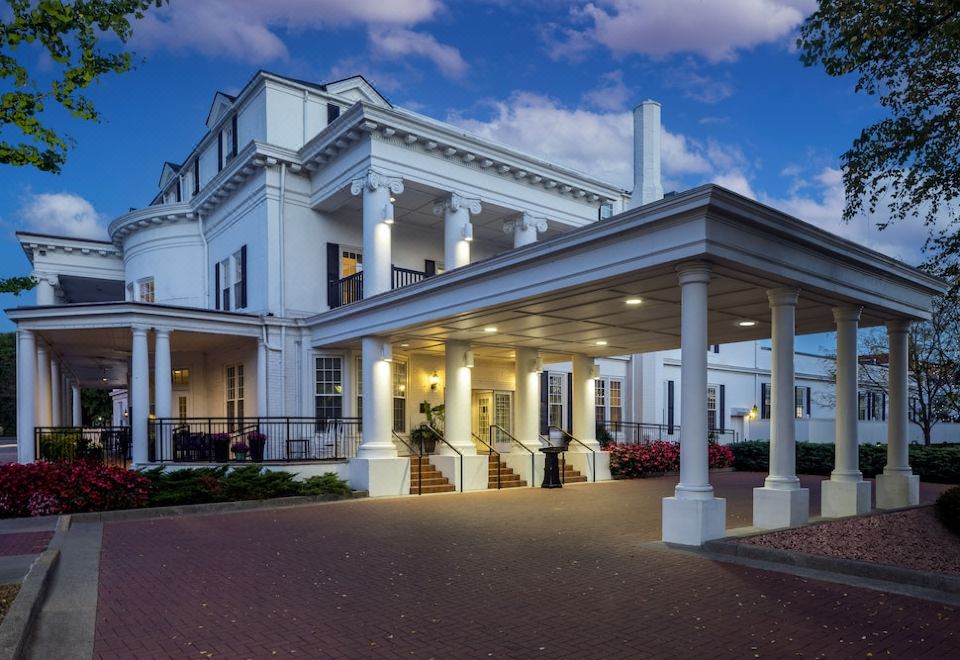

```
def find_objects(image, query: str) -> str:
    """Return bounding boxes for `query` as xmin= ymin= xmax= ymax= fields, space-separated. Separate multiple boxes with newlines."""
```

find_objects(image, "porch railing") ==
xmin=601 ymin=421 xmax=737 ymax=445
xmin=34 ymin=426 xmax=131 ymax=467
xmin=328 ymin=265 xmax=431 ymax=309
xmin=151 ymin=417 xmax=362 ymax=463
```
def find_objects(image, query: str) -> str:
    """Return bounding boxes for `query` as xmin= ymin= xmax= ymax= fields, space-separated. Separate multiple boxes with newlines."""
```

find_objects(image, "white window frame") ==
xmin=548 ymin=372 xmax=566 ymax=430
xmin=225 ymin=363 xmax=245 ymax=428
xmin=138 ymin=277 xmax=155 ymax=303
xmin=315 ymin=355 xmax=344 ymax=419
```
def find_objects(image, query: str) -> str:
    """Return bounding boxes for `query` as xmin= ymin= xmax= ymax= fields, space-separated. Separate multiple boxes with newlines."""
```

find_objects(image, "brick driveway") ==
xmin=95 ymin=473 xmax=957 ymax=659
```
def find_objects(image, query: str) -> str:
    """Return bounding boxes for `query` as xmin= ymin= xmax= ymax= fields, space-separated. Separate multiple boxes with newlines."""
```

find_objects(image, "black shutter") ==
xmin=175 ymin=177 xmax=181 ymax=203
xmin=667 ymin=380 xmax=675 ymax=434
xmin=424 ymin=259 xmax=436 ymax=276
xmin=239 ymin=245 xmax=247 ymax=309
xmin=761 ymin=383 xmax=769 ymax=419
xmin=719 ymin=384 xmax=725 ymax=431
xmin=881 ymin=392 xmax=887 ymax=421
xmin=231 ymin=114 xmax=238 ymax=156
xmin=217 ymin=132 xmax=223 ymax=172
xmin=193 ymin=160 xmax=200 ymax=194
xmin=806 ymin=387 xmax=812 ymax=416
xmin=566 ymin=372 xmax=573 ymax=432
xmin=539 ymin=371 xmax=549 ymax=435
xmin=326 ymin=243 xmax=340 ymax=308
xmin=214 ymin=263 xmax=220 ymax=310
xmin=713 ymin=344 xmax=720 ymax=354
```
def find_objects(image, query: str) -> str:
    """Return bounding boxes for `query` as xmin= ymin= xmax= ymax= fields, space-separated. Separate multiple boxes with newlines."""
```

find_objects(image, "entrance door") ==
xmin=472 ymin=391 xmax=492 ymax=446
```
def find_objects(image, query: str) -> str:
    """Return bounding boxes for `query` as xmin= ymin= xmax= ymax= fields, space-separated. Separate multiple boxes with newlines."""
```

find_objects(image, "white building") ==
xmin=7 ymin=71 xmax=946 ymax=545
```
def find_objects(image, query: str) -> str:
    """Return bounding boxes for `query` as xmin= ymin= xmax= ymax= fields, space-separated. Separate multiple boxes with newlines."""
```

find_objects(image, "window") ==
xmin=177 ymin=396 xmax=187 ymax=421
xmin=795 ymin=386 xmax=807 ymax=419
xmin=224 ymin=115 xmax=237 ymax=166
xmin=341 ymin=248 xmax=362 ymax=277
xmin=172 ymin=369 xmax=190 ymax=386
xmin=595 ymin=378 xmax=607 ymax=425
xmin=761 ymin=383 xmax=771 ymax=419
xmin=139 ymin=278 xmax=155 ymax=303
xmin=393 ymin=360 xmax=407 ymax=433
xmin=315 ymin=356 xmax=343 ymax=419
xmin=494 ymin=392 xmax=512 ymax=437
xmin=218 ymin=257 xmax=231 ymax=310
xmin=233 ymin=249 xmax=245 ymax=307
xmin=216 ymin=246 xmax=247 ymax=310
xmin=327 ymin=103 xmax=341 ymax=124
xmin=548 ymin=373 xmax=565 ymax=429
xmin=859 ymin=391 xmax=886 ymax=421
xmin=609 ymin=380 xmax=622 ymax=425
xmin=226 ymin=364 xmax=244 ymax=428
xmin=707 ymin=385 xmax=718 ymax=430
xmin=356 ymin=356 xmax=363 ymax=417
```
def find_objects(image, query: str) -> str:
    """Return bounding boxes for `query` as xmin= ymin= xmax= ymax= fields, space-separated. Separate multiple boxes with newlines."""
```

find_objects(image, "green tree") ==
xmin=80 ymin=388 xmax=112 ymax=425
xmin=798 ymin=2 xmax=960 ymax=234
xmin=0 ymin=275 xmax=36 ymax=295
xmin=0 ymin=332 xmax=15 ymax=436
xmin=2 ymin=0 xmax=165 ymax=173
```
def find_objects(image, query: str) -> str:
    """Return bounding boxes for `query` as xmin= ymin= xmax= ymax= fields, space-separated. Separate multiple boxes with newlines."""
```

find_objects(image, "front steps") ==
xmin=561 ymin=461 xmax=587 ymax=483
xmin=409 ymin=456 xmax=456 ymax=494
xmin=486 ymin=454 xmax=527 ymax=489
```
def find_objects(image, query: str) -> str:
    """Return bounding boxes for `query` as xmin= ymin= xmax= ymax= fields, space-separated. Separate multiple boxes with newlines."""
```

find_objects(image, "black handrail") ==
xmin=489 ymin=425 xmax=535 ymax=488
xmin=427 ymin=424 xmax=463 ymax=492
xmin=472 ymin=432 xmax=501 ymax=490
xmin=393 ymin=431 xmax=422 ymax=496
xmin=391 ymin=265 xmax=429 ymax=289
xmin=548 ymin=426 xmax=597 ymax=483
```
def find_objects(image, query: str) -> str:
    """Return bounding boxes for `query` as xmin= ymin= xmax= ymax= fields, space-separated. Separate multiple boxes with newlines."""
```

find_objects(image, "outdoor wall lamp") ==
xmin=464 ymin=349 xmax=475 ymax=368
xmin=461 ymin=222 xmax=474 ymax=242
xmin=382 ymin=203 xmax=394 ymax=225
xmin=590 ymin=364 xmax=601 ymax=380
xmin=429 ymin=371 xmax=440 ymax=391
xmin=533 ymin=355 xmax=544 ymax=374
xmin=380 ymin=343 xmax=393 ymax=362
xmin=749 ymin=404 xmax=758 ymax=420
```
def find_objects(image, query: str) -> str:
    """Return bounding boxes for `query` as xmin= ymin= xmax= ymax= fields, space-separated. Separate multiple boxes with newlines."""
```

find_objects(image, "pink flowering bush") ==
xmin=0 ymin=461 xmax=149 ymax=518
xmin=609 ymin=441 xmax=734 ymax=479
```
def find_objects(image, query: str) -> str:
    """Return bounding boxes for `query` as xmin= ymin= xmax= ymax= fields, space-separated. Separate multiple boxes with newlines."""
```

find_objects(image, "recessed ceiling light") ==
xmin=484 ymin=326 xmax=498 ymax=333
xmin=400 ymin=343 xmax=410 ymax=347
xmin=625 ymin=298 xmax=643 ymax=305
xmin=737 ymin=320 xmax=757 ymax=327
xmin=595 ymin=340 xmax=608 ymax=346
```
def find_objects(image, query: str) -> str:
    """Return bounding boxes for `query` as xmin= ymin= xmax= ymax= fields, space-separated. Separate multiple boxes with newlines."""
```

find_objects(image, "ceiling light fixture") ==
xmin=737 ymin=320 xmax=757 ymax=327
xmin=483 ymin=326 xmax=498 ymax=333
xmin=595 ymin=340 xmax=608 ymax=346
xmin=625 ymin=298 xmax=643 ymax=305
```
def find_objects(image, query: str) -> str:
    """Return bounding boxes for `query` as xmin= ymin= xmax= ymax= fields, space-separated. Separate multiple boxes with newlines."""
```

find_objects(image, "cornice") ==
xmin=17 ymin=233 xmax=122 ymax=261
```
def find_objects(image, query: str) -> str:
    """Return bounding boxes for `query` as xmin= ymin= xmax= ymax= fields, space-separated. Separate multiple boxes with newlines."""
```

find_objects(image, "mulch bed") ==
xmin=0 ymin=583 xmax=19 ymax=626
xmin=742 ymin=506 xmax=960 ymax=577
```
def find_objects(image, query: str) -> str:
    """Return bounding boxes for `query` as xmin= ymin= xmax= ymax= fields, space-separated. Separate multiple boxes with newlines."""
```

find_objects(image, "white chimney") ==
xmin=628 ymin=99 xmax=663 ymax=210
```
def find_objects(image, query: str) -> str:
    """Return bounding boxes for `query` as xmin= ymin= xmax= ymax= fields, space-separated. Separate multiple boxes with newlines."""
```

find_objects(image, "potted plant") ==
xmin=212 ymin=433 xmax=230 ymax=462
xmin=409 ymin=424 xmax=438 ymax=454
xmin=247 ymin=431 xmax=267 ymax=462
xmin=231 ymin=440 xmax=249 ymax=461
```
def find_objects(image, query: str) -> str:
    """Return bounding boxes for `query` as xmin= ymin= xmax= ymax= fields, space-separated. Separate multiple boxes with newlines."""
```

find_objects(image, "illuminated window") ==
xmin=139 ymin=278 xmax=155 ymax=303
xmin=172 ymin=369 xmax=190 ymax=386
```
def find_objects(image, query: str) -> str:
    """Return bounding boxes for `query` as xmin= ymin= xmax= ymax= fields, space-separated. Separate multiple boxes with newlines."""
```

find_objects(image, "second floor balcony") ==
xmin=329 ymin=265 xmax=432 ymax=308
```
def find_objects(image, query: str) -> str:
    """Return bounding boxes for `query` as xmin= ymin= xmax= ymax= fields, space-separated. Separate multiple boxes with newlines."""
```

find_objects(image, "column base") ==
xmin=661 ymin=496 xmax=727 ymax=546
xmin=875 ymin=472 xmax=919 ymax=509
xmin=565 ymin=451 xmax=612 ymax=482
xmin=431 ymin=454 xmax=488 ymax=491
xmin=348 ymin=457 xmax=411 ymax=497
xmin=752 ymin=486 xmax=809 ymax=529
xmin=503 ymin=452 xmax=543 ymax=487
xmin=821 ymin=479 xmax=871 ymax=518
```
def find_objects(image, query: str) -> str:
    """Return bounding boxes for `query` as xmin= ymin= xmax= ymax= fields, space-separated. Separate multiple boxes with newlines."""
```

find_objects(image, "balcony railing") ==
xmin=601 ymin=421 xmax=738 ymax=445
xmin=328 ymin=265 xmax=431 ymax=309
xmin=35 ymin=426 xmax=131 ymax=466
xmin=151 ymin=417 xmax=361 ymax=463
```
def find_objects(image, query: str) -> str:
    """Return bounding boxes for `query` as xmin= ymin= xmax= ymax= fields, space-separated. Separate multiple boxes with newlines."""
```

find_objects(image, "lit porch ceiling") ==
xmin=308 ymin=185 xmax=947 ymax=360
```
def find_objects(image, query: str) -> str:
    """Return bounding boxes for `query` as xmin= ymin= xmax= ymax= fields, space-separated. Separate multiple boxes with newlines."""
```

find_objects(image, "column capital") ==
xmin=350 ymin=168 xmax=404 ymax=196
xmin=832 ymin=305 xmax=862 ymax=323
xmin=502 ymin=212 xmax=548 ymax=235
xmin=885 ymin=318 xmax=911 ymax=334
xmin=676 ymin=261 xmax=712 ymax=286
xmin=433 ymin=192 xmax=481 ymax=216
xmin=32 ymin=271 xmax=58 ymax=285
xmin=154 ymin=327 xmax=172 ymax=338
xmin=131 ymin=324 xmax=150 ymax=336
xmin=767 ymin=287 xmax=800 ymax=307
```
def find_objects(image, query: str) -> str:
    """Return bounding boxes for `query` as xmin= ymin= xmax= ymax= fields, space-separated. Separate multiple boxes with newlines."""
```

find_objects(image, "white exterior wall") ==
xmin=123 ymin=222 xmax=205 ymax=307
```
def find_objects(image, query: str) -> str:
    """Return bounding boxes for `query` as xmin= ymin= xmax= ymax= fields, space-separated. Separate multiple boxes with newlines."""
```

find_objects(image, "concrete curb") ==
xmin=70 ymin=491 xmax=367 ymax=523
xmin=704 ymin=535 xmax=960 ymax=597
xmin=0 ymin=516 xmax=70 ymax=660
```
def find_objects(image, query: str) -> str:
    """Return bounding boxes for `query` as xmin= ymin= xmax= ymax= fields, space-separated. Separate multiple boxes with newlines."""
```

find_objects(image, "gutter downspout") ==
xmin=278 ymin=162 xmax=287 ymax=414
xmin=198 ymin=210 xmax=209 ymax=307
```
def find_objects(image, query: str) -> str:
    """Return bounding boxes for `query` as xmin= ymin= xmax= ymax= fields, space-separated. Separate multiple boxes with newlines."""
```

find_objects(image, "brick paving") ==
xmin=0 ymin=531 xmax=52 ymax=557
xmin=95 ymin=472 xmax=957 ymax=659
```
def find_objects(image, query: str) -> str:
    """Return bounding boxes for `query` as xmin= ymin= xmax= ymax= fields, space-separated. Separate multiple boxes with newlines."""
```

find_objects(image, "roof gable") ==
xmin=324 ymin=76 xmax=390 ymax=107
xmin=158 ymin=161 xmax=181 ymax=189
xmin=205 ymin=91 xmax=236 ymax=130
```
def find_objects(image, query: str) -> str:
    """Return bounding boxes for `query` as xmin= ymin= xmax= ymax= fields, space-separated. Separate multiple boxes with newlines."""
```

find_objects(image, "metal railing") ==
xmin=328 ymin=265 xmax=431 ymax=309
xmin=489 ymin=425 xmax=535 ymax=488
xmin=472 ymin=432 xmax=501 ymax=489
xmin=34 ymin=426 xmax=131 ymax=466
xmin=151 ymin=417 xmax=362 ymax=463
xmin=547 ymin=426 xmax=597 ymax=482
xmin=393 ymin=431 xmax=423 ymax=496
xmin=602 ymin=421 xmax=737 ymax=445
xmin=427 ymin=424 xmax=463 ymax=492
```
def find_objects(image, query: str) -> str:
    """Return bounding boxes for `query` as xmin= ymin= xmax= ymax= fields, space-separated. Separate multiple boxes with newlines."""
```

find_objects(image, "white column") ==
xmin=257 ymin=339 xmax=268 ymax=416
xmin=34 ymin=272 xmax=57 ymax=306
xmin=662 ymin=262 xmax=726 ymax=545
xmin=571 ymin=354 xmax=599 ymax=448
xmin=36 ymin=345 xmax=51 ymax=427
xmin=435 ymin=193 xmax=481 ymax=269
xmin=514 ymin=348 xmax=541 ymax=451
xmin=876 ymin=320 xmax=919 ymax=508
xmin=822 ymin=306 xmax=871 ymax=517
xmin=357 ymin=336 xmax=397 ymax=459
xmin=49 ymin=359 xmax=61 ymax=426
xmin=503 ymin=213 xmax=548 ymax=248
xmin=71 ymin=384 xmax=81 ymax=427
xmin=351 ymin=169 xmax=403 ymax=298
xmin=16 ymin=330 xmax=36 ymax=463
xmin=131 ymin=326 xmax=150 ymax=465
xmin=753 ymin=288 xmax=808 ymax=528
xmin=154 ymin=329 xmax=172 ymax=460
xmin=443 ymin=340 xmax=475 ymax=454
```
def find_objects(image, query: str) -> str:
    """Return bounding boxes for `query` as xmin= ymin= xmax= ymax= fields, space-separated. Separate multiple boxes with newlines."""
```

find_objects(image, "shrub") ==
xmin=300 ymin=472 xmax=353 ymax=496
xmin=609 ymin=441 xmax=734 ymax=479
xmin=935 ymin=486 xmax=960 ymax=536
xmin=0 ymin=461 xmax=149 ymax=518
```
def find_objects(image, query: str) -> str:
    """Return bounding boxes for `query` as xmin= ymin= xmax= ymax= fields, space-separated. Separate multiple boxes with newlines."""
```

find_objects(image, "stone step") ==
xmin=412 ymin=484 xmax=457 ymax=494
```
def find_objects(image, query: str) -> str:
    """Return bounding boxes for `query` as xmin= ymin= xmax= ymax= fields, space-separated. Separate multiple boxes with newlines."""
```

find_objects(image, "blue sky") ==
xmin=0 ymin=0 xmax=928 ymax=350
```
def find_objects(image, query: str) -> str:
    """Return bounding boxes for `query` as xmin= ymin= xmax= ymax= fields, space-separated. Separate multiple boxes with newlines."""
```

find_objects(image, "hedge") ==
xmin=730 ymin=441 xmax=960 ymax=484
xmin=936 ymin=486 xmax=960 ymax=535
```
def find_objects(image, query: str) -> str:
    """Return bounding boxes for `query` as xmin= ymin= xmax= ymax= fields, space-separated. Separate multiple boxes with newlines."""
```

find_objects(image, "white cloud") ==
xmin=550 ymin=0 xmax=816 ymax=63
xmin=663 ymin=65 xmax=734 ymax=104
xmin=368 ymin=27 xmax=468 ymax=79
xmin=581 ymin=70 xmax=632 ymax=111
xmin=18 ymin=193 xmax=106 ymax=239
xmin=132 ymin=0 xmax=444 ymax=62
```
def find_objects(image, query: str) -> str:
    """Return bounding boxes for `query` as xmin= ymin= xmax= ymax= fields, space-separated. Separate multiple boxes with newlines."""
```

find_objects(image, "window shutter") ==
xmin=239 ymin=245 xmax=247 ymax=309
xmin=193 ymin=161 xmax=200 ymax=194
xmin=424 ymin=259 xmax=436 ymax=276
xmin=713 ymin=344 xmax=720 ymax=354
xmin=231 ymin=114 xmax=239 ymax=156
xmin=326 ymin=243 xmax=340 ymax=308
xmin=539 ymin=371 xmax=549 ymax=435
xmin=881 ymin=392 xmax=887 ymax=421
xmin=175 ymin=178 xmax=182 ymax=203
xmin=719 ymin=384 xmax=725 ymax=431
xmin=566 ymin=372 xmax=573 ymax=432
xmin=217 ymin=132 xmax=223 ymax=172
xmin=667 ymin=380 xmax=675 ymax=434
xmin=214 ymin=263 xmax=220 ymax=310
xmin=761 ymin=383 xmax=769 ymax=419
xmin=806 ymin=387 xmax=812 ymax=416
